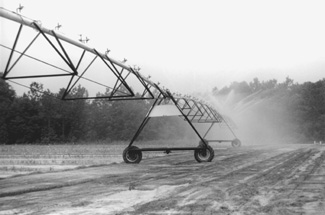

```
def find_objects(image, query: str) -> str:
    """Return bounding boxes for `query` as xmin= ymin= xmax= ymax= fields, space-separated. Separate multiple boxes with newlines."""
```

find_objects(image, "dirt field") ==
xmin=0 ymin=143 xmax=325 ymax=215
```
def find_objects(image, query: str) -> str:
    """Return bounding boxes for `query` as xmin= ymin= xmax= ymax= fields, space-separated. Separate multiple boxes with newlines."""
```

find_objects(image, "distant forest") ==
xmin=0 ymin=74 xmax=324 ymax=144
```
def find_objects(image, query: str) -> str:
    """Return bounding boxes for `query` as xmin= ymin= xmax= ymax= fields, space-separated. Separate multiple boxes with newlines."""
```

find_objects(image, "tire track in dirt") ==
xmin=190 ymin=148 xmax=317 ymax=214
xmin=0 ymin=164 xmax=146 ymax=198
xmin=0 ymin=147 xmax=272 ymax=215
xmin=129 ymin=148 xmax=312 ymax=214
xmin=223 ymin=148 xmax=317 ymax=214
xmin=2 ymin=145 xmax=323 ymax=215
xmin=134 ymin=149 xmax=276 ymax=189
xmin=258 ymin=149 xmax=325 ymax=215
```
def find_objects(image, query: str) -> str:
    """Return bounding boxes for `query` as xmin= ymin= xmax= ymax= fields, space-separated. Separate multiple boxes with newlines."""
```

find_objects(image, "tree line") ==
xmin=0 ymin=76 xmax=187 ymax=144
xmin=0 ymin=74 xmax=324 ymax=144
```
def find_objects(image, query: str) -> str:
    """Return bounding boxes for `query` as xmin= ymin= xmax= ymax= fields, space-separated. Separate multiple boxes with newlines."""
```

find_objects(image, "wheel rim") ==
xmin=126 ymin=151 xmax=139 ymax=162
xmin=197 ymin=148 xmax=210 ymax=161
xmin=232 ymin=139 xmax=241 ymax=147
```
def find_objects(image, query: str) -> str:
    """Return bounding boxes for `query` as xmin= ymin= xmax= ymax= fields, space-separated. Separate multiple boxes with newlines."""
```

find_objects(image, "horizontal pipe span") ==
xmin=0 ymin=7 xmax=156 ymax=88
xmin=207 ymin=140 xmax=234 ymax=143
xmin=0 ymin=7 xmax=225 ymax=121
xmin=131 ymin=147 xmax=201 ymax=151
xmin=4 ymin=74 xmax=74 ymax=79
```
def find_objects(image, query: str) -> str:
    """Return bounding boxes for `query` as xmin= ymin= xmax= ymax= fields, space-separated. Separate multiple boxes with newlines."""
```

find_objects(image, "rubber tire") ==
xmin=231 ymin=138 xmax=241 ymax=147
xmin=123 ymin=146 xmax=142 ymax=164
xmin=194 ymin=141 xmax=215 ymax=162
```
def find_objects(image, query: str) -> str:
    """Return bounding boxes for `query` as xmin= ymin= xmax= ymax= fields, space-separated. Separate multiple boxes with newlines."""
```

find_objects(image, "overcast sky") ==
xmin=1 ymin=0 xmax=325 ymax=94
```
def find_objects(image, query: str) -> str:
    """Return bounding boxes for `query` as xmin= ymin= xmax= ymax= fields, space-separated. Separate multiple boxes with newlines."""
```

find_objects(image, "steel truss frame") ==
xmin=127 ymin=90 xmax=240 ymax=155
xmin=0 ymin=7 xmax=155 ymax=101
xmin=0 ymin=7 xmax=240 ymax=163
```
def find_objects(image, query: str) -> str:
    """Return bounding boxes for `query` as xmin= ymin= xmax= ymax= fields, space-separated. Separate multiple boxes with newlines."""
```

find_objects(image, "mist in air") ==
xmin=208 ymin=88 xmax=301 ymax=146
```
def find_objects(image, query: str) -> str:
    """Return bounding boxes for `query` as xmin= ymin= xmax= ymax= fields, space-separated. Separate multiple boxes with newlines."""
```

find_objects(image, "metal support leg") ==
xmin=167 ymin=91 xmax=208 ymax=147
xmin=203 ymin=123 xmax=215 ymax=139
xmin=128 ymin=116 xmax=151 ymax=147
xmin=4 ymin=24 xmax=23 ymax=78
xmin=221 ymin=117 xmax=238 ymax=139
xmin=128 ymin=98 xmax=160 ymax=147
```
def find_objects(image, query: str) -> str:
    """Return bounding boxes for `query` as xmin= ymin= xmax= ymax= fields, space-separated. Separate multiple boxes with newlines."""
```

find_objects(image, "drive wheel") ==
xmin=123 ymin=146 xmax=142 ymax=164
xmin=194 ymin=140 xmax=214 ymax=162
xmin=231 ymin=138 xmax=241 ymax=147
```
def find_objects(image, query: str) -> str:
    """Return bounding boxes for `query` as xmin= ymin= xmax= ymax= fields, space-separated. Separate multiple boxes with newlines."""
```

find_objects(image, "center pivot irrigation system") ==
xmin=0 ymin=7 xmax=241 ymax=163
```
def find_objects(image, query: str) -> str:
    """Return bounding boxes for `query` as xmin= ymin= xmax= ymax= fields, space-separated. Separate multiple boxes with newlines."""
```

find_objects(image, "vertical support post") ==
xmin=7 ymin=32 xmax=41 ymax=75
xmin=131 ymin=68 xmax=155 ymax=99
xmin=128 ymin=98 xmax=160 ymax=147
xmin=203 ymin=123 xmax=215 ymax=139
xmin=221 ymin=116 xmax=238 ymax=139
xmin=102 ymin=54 xmax=135 ymax=96
xmin=62 ymin=55 xmax=97 ymax=99
xmin=167 ymin=91 xmax=208 ymax=147
xmin=33 ymin=23 xmax=74 ymax=71
xmin=200 ymin=104 xmax=214 ymax=121
xmin=52 ymin=31 xmax=78 ymax=75
xmin=190 ymin=100 xmax=204 ymax=121
xmin=4 ymin=24 xmax=23 ymax=78
xmin=75 ymin=50 xmax=86 ymax=70
xmin=110 ymin=68 xmax=126 ymax=97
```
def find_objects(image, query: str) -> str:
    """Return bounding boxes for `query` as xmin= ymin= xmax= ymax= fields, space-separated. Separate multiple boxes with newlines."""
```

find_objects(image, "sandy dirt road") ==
xmin=0 ymin=144 xmax=325 ymax=215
